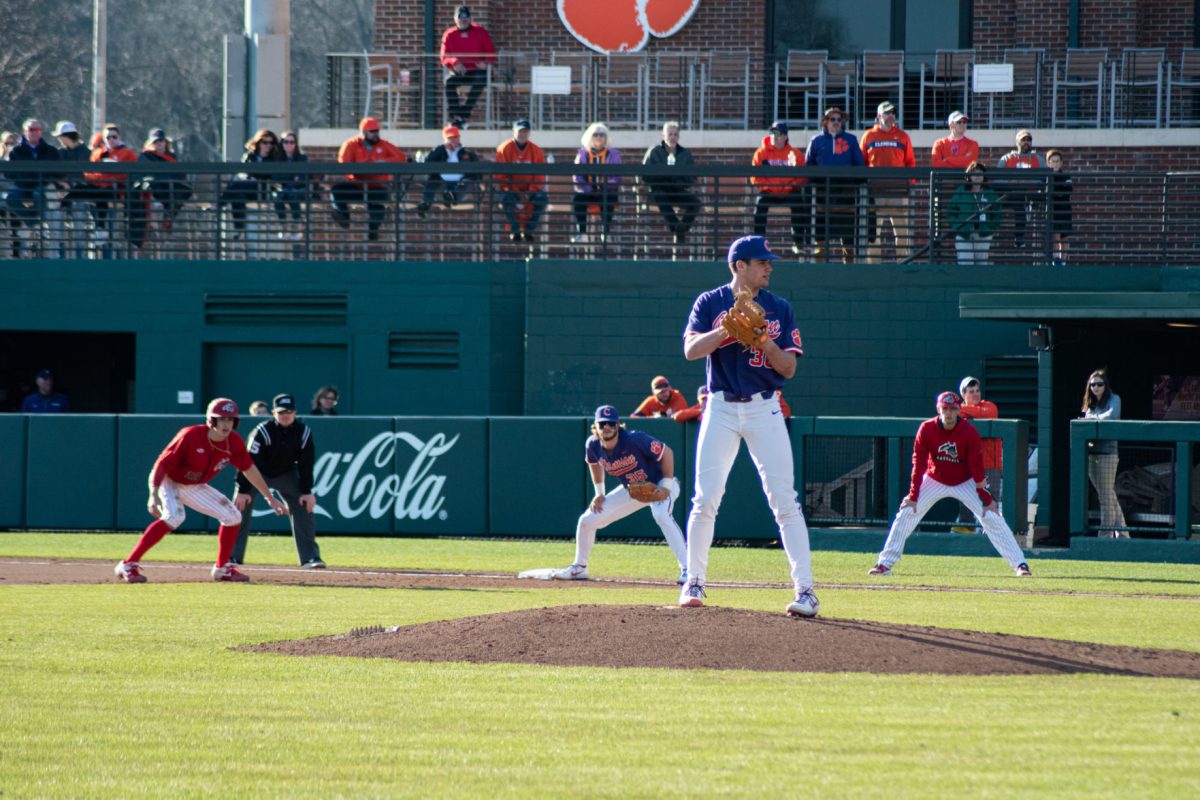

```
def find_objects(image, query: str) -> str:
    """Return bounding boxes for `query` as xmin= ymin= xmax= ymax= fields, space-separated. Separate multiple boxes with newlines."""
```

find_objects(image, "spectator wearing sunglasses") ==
xmin=82 ymin=123 xmax=138 ymax=240
xmin=310 ymin=385 xmax=340 ymax=416
xmin=805 ymin=107 xmax=864 ymax=263
xmin=1082 ymin=369 xmax=1127 ymax=538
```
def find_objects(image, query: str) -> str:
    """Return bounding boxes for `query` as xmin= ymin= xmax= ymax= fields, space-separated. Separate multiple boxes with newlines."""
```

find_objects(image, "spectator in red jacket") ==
xmin=82 ymin=123 xmax=138 ymax=239
xmin=997 ymin=129 xmax=1046 ymax=253
xmin=440 ymin=5 xmax=496 ymax=128
xmin=330 ymin=117 xmax=407 ymax=241
xmin=751 ymin=120 xmax=807 ymax=255
xmin=931 ymin=111 xmax=979 ymax=168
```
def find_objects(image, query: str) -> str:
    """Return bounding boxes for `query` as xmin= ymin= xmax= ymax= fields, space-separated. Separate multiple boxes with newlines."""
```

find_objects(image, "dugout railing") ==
xmin=3 ymin=162 xmax=1199 ymax=267
xmin=1070 ymin=419 xmax=1200 ymax=540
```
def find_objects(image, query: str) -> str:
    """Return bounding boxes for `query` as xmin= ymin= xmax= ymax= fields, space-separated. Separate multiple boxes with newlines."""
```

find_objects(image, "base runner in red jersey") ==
xmin=114 ymin=398 xmax=288 ymax=584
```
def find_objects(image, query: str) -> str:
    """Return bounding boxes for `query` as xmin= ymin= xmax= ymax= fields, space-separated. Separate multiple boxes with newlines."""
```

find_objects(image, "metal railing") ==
xmin=3 ymin=162 xmax=1199 ymax=266
xmin=1070 ymin=420 xmax=1200 ymax=540
xmin=328 ymin=50 xmax=1200 ymax=132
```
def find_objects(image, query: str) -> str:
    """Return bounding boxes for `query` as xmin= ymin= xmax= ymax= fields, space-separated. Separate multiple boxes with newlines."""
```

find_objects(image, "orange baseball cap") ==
xmin=651 ymin=376 xmax=670 ymax=389
xmin=443 ymin=125 xmax=461 ymax=138
xmin=359 ymin=117 xmax=381 ymax=132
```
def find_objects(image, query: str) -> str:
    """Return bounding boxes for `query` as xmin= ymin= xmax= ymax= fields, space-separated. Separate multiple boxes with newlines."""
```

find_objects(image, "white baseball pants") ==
xmin=686 ymin=392 xmax=813 ymax=590
xmin=877 ymin=476 xmax=1026 ymax=568
xmin=157 ymin=478 xmax=243 ymax=530
xmin=574 ymin=479 xmax=686 ymax=568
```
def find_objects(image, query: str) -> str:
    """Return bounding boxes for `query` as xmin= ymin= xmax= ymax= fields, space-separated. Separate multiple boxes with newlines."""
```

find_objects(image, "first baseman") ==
xmin=114 ymin=398 xmax=287 ymax=584
xmin=870 ymin=391 xmax=1031 ymax=576
xmin=679 ymin=235 xmax=818 ymax=617
xmin=553 ymin=405 xmax=687 ymax=583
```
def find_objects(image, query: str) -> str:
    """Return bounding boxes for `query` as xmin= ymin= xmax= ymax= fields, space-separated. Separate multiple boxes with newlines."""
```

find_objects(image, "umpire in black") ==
xmin=231 ymin=392 xmax=324 ymax=567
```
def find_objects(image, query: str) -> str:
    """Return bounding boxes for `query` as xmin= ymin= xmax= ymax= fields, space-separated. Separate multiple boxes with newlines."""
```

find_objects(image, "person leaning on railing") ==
xmin=80 ymin=124 xmax=138 ymax=241
xmin=860 ymin=100 xmax=915 ymax=263
xmin=5 ymin=118 xmax=60 ymax=250
xmin=947 ymin=161 xmax=1003 ymax=265
xmin=805 ymin=107 xmax=864 ymax=263
xmin=1081 ymin=368 xmax=1128 ymax=538
xmin=750 ymin=120 xmax=807 ymax=256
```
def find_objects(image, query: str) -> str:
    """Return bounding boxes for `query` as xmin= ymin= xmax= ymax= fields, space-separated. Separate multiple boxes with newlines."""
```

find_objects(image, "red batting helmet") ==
xmin=206 ymin=397 xmax=240 ymax=429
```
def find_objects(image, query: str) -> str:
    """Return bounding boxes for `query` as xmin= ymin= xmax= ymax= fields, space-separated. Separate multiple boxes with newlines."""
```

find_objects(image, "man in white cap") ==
xmin=860 ymin=100 xmax=915 ymax=262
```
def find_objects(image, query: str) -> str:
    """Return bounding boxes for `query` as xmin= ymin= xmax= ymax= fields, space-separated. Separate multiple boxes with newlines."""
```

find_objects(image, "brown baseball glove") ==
xmin=721 ymin=290 xmax=768 ymax=349
xmin=627 ymin=481 xmax=670 ymax=503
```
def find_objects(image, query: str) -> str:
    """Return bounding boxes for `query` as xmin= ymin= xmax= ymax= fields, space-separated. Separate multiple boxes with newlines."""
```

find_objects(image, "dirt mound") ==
xmin=242 ymin=604 xmax=1200 ymax=678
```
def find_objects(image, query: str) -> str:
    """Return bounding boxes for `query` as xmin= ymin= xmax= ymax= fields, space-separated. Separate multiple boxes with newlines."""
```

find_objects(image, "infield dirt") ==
xmin=11 ymin=558 xmax=1200 ymax=678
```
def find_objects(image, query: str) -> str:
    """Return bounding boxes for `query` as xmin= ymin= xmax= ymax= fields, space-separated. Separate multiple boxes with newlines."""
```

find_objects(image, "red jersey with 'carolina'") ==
xmin=148 ymin=425 xmax=253 ymax=490
xmin=908 ymin=417 xmax=984 ymax=501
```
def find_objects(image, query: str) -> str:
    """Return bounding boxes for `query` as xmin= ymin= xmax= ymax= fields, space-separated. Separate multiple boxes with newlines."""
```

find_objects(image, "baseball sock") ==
xmin=216 ymin=524 xmax=240 ymax=567
xmin=127 ymin=519 xmax=172 ymax=563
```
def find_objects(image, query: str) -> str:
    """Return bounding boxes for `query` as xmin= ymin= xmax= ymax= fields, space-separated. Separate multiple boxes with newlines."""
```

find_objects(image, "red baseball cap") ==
xmin=936 ymin=391 xmax=961 ymax=409
xmin=359 ymin=117 xmax=381 ymax=132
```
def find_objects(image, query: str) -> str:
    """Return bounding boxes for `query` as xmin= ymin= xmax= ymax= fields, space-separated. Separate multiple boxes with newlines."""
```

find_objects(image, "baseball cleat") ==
xmin=786 ymin=589 xmax=820 ymax=618
xmin=867 ymin=563 xmax=892 ymax=576
xmin=551 ymin=564 xmax=589 ymax=580
xmin=1014 ymin=562 xmax=1032 ymax=577
xmin=212 ymin=564 xmax=250 ymax=582
xmin=678 ymin=580 xmax=706 ymax=608
xmin=114 ymin=560 xmax=147 ymax=584
xmin=676 ymin=566 xmax=688 ymax=586
xmin=303 ymin=559 xmax=327 ymax=569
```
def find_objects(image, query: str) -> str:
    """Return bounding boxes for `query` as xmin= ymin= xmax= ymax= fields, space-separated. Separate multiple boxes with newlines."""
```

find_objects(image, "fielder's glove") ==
xmin=628 ymin=481 xmax=670 ymax=503
xmin=721 ymin=290 xmax=768 ymax=350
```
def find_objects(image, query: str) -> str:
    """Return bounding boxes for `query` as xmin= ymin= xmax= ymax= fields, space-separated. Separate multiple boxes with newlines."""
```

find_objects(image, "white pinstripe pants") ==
xmin=157 ymin=479 xmax=242 ymax=530
xmin=686 ymin=392 xmax=813 ymax=591
xmin=574 ymin=480 xmax=687 ymax=568
xmin=877 ymin=476 xmax=1026 ymax=568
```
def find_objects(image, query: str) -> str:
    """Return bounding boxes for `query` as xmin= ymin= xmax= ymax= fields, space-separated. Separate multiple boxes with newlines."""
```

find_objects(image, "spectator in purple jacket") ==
xmin=805 ymin=107 xmax=865 ymax=262
xmin=571 ymin=122 xmax=621 ymax=245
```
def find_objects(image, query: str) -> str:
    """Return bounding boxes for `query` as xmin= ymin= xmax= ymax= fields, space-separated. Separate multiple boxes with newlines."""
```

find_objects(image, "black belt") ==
xmin=722 ymin=390 xmax=773 ymax=403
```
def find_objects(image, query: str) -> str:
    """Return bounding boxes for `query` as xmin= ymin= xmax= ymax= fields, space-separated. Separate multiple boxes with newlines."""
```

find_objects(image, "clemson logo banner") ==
xmin=558 ymin=0 xmax=700 ymax=54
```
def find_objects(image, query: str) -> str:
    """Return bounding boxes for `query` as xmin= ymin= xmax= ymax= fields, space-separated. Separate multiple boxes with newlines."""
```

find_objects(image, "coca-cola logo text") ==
xmin=306 ymin=431 xmax=460 ymax=521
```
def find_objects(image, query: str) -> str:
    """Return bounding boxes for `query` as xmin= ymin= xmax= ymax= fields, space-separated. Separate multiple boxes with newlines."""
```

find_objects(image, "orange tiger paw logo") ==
xmin=558 ymin=0 xmax=700 ymax=54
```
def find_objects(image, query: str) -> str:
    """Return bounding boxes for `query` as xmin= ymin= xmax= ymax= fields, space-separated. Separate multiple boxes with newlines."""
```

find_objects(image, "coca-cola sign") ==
xmin=308 ymin=431 xmax=461 ymax=521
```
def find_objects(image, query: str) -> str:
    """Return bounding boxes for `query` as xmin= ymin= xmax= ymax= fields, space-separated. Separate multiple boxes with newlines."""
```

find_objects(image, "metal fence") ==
xmin=3 ymin=162 xmax=1199 ymax=266
xmin=1070 ymin=420 xmax=1200 ymax=540
xmin=328 ymin=49 xmax=1200 ymax=133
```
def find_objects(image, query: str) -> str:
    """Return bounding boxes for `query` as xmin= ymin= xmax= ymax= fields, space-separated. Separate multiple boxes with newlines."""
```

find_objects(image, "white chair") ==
xmin=363 ymin=51 xmax=398 ymax=128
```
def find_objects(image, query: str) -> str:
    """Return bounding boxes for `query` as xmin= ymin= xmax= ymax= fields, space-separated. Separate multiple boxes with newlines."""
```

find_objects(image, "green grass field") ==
xmin=3 ymin=532 xmax=1200 ymax=798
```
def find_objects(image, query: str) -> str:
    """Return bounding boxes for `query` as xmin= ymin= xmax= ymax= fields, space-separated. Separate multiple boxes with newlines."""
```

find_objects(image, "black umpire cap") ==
xmin=272 ymin=393 xmax=297 ymax=412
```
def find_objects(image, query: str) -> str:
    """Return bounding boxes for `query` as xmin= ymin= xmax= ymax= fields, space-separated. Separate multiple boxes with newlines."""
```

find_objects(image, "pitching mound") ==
xmin=242 ymin=604 xmax=1200 ymax=678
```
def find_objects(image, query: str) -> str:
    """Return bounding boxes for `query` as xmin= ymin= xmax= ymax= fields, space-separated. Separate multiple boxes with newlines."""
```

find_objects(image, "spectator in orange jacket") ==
xmin=81 ymin=123 xmax=138 ymax=238
xmin=751 ymin=120 xmax=807 ymax=255
xmin=861 ymin=100 xmax=915 ymax=262
xmin=495 ymin=119 xmax=548 ymax=243
xmin=952 ymin=375 xmax=1003 ymax=532
xmin=440 ymin=5 xmax=496 ymax=127
xmin=330 ymin=117 xmax=407 ymax=241
xmin=931 ymin=111 xmax=979 ymax=262
xmin=632 ymin=375 xmax=690 ymax=418
xmin=931 ymin=111 xmax=979 ymax=168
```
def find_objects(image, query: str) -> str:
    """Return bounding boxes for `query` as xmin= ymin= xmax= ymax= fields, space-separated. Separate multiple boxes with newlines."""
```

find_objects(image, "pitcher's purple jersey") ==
xmin=684 ymin=285 xmax=805 ymax=396
xmin=585 ymin=429 xmax=666 ymax=486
